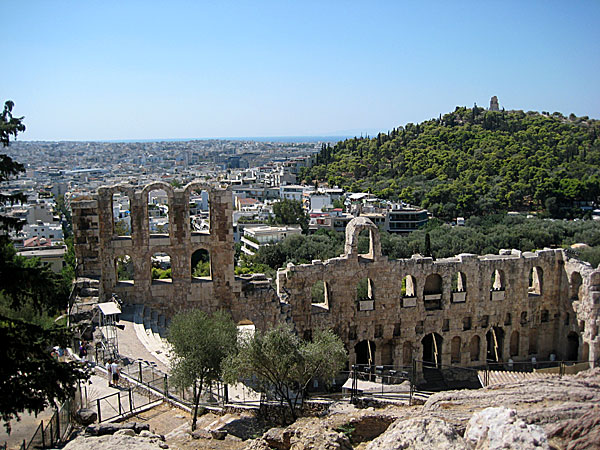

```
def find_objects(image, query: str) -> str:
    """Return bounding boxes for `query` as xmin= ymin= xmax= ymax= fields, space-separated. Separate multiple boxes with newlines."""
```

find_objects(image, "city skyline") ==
xmin=2 ymin=0 xmax=599 ymax=141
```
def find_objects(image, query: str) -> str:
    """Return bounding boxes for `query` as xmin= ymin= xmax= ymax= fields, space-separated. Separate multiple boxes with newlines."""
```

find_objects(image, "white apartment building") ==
xmin=241 ymin=225 xmax=302 ymax=256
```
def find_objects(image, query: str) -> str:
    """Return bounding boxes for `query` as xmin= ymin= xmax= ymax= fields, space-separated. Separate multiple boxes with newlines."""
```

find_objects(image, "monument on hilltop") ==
xmin=489 ymin=96 xmax=500 ymax=111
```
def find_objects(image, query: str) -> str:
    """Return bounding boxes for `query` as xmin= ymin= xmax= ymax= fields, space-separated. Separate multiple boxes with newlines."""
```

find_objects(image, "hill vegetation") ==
xmin=301 ymin=107 xmax=600 ymax=220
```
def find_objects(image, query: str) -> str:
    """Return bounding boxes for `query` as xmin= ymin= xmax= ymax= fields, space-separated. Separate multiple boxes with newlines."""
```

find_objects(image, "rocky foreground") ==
xmin=248 ymin=369 xmax=600 ymax=450
xmin=63 ymin=369 xmax=600 ymax=450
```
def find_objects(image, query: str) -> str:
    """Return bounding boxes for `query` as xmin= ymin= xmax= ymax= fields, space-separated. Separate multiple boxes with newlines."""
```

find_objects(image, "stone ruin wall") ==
xmin=71 ymin=182 xmax=282 ymax=331
xmin=72 ymin=183 xmax=599 ymax=369
xmin=277 ymin=218 xmax=599 ymax=370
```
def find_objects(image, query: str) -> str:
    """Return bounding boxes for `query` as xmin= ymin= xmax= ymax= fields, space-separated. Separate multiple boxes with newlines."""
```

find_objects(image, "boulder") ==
xmin=86 ymin=422 xmax=150 ymax=436
xmin=63 ymin=434 xmax=166 ymax=450
xmin=263 ymin=427 xmax=292 ymax=450
xmin=114 ymin=429 xmax=136 ymax=437
xmin=75 ymin=408 xmax=97 ymax=426
xmin=366 ymin=417 xmax=468 ymax=450
xmin=465 ymin=407 xmax=549 ymax=449
xmin=191 ymin=429 xmax=212 ymax=439
xmin=210 ymin=429 xmax=227 ymax=440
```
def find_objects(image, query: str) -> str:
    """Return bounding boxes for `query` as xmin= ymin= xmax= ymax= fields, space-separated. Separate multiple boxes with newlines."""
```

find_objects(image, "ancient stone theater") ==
xmin=72 ymin=182 xmax=599 ymax=374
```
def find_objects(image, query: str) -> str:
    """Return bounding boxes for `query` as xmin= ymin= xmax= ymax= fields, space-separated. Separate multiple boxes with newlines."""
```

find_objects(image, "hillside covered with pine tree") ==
xmin=301 ymin=107 xmax=600 ymax=220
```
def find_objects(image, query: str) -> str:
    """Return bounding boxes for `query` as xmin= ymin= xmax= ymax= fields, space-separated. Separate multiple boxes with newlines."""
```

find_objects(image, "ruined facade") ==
xmin=72 ymin=183 xmax=600 ymax=373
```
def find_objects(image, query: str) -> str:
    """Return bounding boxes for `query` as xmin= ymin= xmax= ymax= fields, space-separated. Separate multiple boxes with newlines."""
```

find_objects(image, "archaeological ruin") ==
xmin=72 ymin=182 xmax=600 ymax=377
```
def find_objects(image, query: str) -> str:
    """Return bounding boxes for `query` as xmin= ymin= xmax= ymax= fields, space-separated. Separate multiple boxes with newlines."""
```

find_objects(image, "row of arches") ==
xmin=115 ymin=249 xmax=211 ymax=283
xmin=353 ymin=329 xmax=586 ymax=369
xmin=310 ymin=266 xmax=547 ymax=310
xmin=111 ymin=185 xmax=211 ymax=238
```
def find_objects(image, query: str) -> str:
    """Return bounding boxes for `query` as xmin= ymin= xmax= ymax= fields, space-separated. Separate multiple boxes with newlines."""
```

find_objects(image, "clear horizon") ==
xmin=2 ymin=1 xmax=599 ymax=141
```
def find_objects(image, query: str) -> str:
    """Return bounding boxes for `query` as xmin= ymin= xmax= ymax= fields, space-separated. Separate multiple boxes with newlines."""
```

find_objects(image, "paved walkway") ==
xmin=0 ymin=407 xmax=55 ymax=450
xmin=84 ymin=371 xmax=156 ymax=422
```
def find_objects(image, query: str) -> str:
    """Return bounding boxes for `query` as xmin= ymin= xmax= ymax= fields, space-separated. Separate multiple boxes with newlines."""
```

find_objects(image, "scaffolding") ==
xmin=96 ymin=300 xmax=121 ymax=362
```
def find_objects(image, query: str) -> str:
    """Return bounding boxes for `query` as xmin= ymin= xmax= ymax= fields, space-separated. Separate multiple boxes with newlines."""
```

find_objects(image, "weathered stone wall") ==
xmin=72 ymin=183 xmax=599 ymax=370
xmin=277 ymin=218 xmax=597 ymax=369
xmin=72 ymin=182 xmax=281 ymax=328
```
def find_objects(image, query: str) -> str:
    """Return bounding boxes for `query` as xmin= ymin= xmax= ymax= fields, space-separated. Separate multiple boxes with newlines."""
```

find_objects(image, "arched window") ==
xmin=491 ymin=269 xmax=505 ymax=290
xmin=402 ymin=342 xmax=413 ymax=367
xmin=520 ymin=311 xmax=528 ymax=325
xmin=148 ymin=189 xmax=169 ymax=235
xmin=191 ymin=249 xmax=211 ymax=280
xmin=451 ymin=272 xmax=467 ymax=303
xmin=311 ymin=280 xmax=330 ymax=310
xmin=112 ymin=193 xmax=131 ymax=237
xmin=115 ymin=254 xmax=134 ymax=283
xmin=451 ymin=336 xmax=461 ymax=364
xmin=528 ymin=328 xmax=538 ymax=354
xmin=510 ymin=331 xmax=519 ymax=356
xmin=451 ymin=272 xmax=467 ymax=292
xmin=570 ymin=272 xmax=582 ymax=301
xmin=357 ymin=278 xmax=375 ymax=310
xmin=423 ymin=274 xmax=442 ymax=310
xmin=151 ymin=252 xmax=172 ymax=283
xmin=189 ymin=187 xmax=210 ymax=234
xmin=528 ymin=266 xmax=543 ymax=296
xmin=470 ymin=335 xmax=481 ymax=361
xmin=401 ymin=275 xmax=416 ymax=297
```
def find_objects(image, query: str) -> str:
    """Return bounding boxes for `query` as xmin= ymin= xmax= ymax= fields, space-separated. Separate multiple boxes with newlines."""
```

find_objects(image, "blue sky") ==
xmin=2 ymin=1 xmax=599 ymax=141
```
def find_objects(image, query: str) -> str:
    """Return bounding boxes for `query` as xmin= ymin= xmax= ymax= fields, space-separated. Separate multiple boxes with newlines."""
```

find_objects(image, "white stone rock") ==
xmin=465 ymin=406 xmax=549 ymax=449
xmin=63 ymin=434 xmax=166 ymax=450
xmin=366 ymin=417 xmax=468 ymax=450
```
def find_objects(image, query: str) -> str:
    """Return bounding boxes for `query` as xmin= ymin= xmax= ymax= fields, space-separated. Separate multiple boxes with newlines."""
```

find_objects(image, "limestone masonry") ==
xmin=72 ymin=182 xmax=599 ymax=373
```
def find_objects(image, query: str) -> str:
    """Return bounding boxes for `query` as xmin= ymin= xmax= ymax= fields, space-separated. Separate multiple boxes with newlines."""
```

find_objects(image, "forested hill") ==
xmin=301 ymin=107 xmax=600 ymax=220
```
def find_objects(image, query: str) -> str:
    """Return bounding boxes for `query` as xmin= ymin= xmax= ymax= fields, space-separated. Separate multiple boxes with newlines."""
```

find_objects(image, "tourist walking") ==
xmin=110 ymin=360 xmax=120 ymax=387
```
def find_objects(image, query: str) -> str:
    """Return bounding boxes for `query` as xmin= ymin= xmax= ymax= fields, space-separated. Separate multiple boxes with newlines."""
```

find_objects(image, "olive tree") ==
xmin=222 ymin=325 xmax=347 ymax=423
xmin=167 ymin=309 xmax=237 ymax=430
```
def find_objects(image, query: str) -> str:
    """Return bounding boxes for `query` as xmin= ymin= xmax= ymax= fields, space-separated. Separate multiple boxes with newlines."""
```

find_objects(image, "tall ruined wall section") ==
xmin=564 ymin=257 xmax=600 ymax=365
xmin=277 ymin=218 xmax=597 ymax=368
xmin=72 ymin=182 xmax=282 ymax=330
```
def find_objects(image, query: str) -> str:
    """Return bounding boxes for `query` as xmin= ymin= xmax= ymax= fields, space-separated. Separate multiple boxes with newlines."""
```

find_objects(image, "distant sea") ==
xmin=92 ymin=135 xmax=353 ymax=143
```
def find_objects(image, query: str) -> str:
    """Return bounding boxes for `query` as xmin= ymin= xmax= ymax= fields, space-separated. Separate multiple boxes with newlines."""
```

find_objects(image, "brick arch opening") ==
xmin=452 ymin=272 xmax=467 ymax=292
xmin=344 ymin=217 xmax=381 ymax=258
xmin=111 ymin=191 xmax=131 ymax=237
xmin=191 ymin=248 xmax=211 ymax=280
xmin=451 ymin=336 xmax=461 ymax=364
xmin=401 ymin=275 xmax=416 ymax=297
xmin=422 ymin=332 xmax=443 ymax=368
xmin=115 ymin=254 xmax=134 ymax=284
xmin=510 ymin=330 xmax=519 ymax=356
xmin=528 ymin=266 xmax=543 ymax=296
xmin=491 ymin=269 xmax=506 ymax=291
xmin=486 ymin=326 xmax=504 ymax=362
xmin=570 ymin=272 xmax=582 ymax=301
xmin=567 ymin=331 xmax=579 ymax=361
xmin=356 ymin=277 xmax=375 ymax=311
xmin=423 ymin=274 xmax=442 ymax=310
xmin=186 ymin=183 xmax=211 ymax=235
xmin=142 ymin=182 xmax=174 ymax=239
xmin=151 ymin=251 xmax=172 ymax=283
xmin=470 ymin=335 xmax=481 ymax=361
xmin=311 ymin=280 xmax=330 ymax=309
xmin=355 ymin=340 xmax=376 ymax=366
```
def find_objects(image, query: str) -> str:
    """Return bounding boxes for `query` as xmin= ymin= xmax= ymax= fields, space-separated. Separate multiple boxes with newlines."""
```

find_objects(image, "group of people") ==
xmin=105 ymin=359 xmax=121 ymax=387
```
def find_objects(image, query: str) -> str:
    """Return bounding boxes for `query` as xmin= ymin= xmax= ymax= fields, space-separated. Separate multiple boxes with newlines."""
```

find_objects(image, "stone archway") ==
xmin=486 ymin=326 xmax=505 ymax=362
xmin=355 ymin=340 xmax=376 ymax=367
xmin=567 ymin=332 xmax=579 ymax=361
xmin=421 ymin=333 xmax=443 ymax=368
